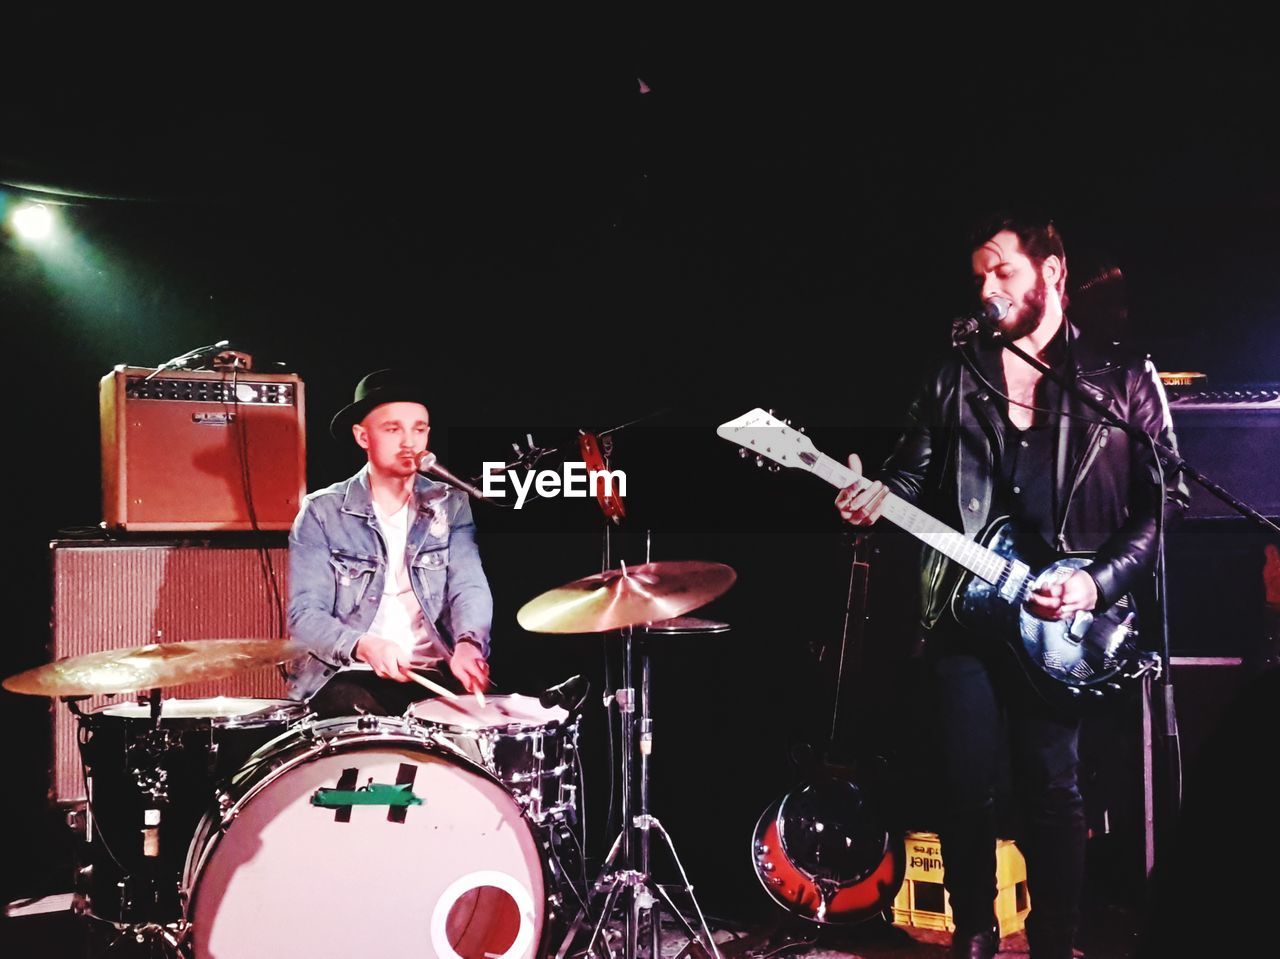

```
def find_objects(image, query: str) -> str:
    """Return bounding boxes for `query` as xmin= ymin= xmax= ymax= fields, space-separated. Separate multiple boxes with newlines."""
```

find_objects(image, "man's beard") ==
xmin=999 ymin=272 xmax=1048 ymax=340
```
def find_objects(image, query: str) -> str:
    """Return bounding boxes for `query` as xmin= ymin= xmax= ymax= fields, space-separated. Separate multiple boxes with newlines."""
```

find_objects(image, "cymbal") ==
xmin=517 ymin=561 xmax=736 ymax=634
xmin=2 ymin=639 xmax=305 ymax=698
xmin=644 ymin=616 xmax=731 ymax=635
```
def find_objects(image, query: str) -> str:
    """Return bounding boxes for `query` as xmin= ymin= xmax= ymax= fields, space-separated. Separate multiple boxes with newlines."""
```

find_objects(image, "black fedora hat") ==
xmin=329 ymin=369 xmax=432 ymax=439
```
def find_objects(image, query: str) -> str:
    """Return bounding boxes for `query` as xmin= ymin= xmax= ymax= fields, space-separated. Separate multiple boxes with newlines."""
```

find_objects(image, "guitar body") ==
xmin=949 ymin=515 xmax=1148 ymax=708
xmin=751 ymin=777 xmax=904 ymax=925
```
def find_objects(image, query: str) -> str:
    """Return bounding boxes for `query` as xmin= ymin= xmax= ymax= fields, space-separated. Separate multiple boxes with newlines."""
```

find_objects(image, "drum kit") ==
xmin=4 ymin=559 xmax=736 ymax=959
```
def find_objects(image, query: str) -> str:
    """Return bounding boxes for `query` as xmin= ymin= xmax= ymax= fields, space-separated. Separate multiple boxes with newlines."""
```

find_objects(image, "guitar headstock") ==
xmin=716 ymin=408 xmax=819 ymax=473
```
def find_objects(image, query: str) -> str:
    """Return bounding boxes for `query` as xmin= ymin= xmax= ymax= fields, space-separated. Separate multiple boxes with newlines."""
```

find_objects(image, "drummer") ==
xmin=287 ymin=369 xmax=492 ymax=718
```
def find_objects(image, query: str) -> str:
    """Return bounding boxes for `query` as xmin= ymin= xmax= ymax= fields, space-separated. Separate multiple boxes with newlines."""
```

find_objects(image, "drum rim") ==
xmin=407 ymin=713 xmax=579 ymax=736
xmin=91 ymin=697 xmax=310 ymax=729
xmin=405 ymin=694 xmax=574 ymax=734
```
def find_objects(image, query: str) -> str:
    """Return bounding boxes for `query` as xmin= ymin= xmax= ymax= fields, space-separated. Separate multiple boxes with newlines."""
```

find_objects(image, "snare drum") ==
xmin=406 ymin=694 xmax=580 ymax=823
xmin=183 ymin=716 xmax=549 ymax=959
xmin=77 ymin=697 xmax=308 ymax=924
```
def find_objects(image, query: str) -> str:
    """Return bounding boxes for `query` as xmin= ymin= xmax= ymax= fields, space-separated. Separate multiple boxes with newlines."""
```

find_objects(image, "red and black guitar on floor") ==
xmin=747 ymin=525 xmax=905 ymax=925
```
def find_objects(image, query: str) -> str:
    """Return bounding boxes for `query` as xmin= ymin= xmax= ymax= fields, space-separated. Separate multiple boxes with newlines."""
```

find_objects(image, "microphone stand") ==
xmin=972 ymin=323 xmax=1280 ymax=871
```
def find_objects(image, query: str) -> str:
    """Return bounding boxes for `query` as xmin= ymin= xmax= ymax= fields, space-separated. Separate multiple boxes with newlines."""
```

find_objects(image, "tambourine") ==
xmin=577 ymin=431 xmax=625 ymax=524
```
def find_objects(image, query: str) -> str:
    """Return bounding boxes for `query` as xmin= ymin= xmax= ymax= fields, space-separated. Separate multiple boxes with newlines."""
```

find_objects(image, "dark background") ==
xmin=2 ymin=19 xmax=1277 ymax=930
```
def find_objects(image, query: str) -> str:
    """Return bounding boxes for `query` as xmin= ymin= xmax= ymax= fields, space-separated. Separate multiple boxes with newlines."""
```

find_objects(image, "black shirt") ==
xmin=996 ymin=414 xmax=1059 ymax=547
xmin=986 ymin=322 xmax=1070 ymax=547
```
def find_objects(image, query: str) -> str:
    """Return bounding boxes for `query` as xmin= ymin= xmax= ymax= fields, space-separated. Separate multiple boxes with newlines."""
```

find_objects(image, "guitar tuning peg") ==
xmin=755 ymin=455 xmax=765 ymax=468
xmin=738 ymin=448 xmax=749 ymax=459
xmin=798 ymin=426 xmax=806 ymax=434
xmin=768 ymin=464 xmax=781 ymax=473
xmin=766 ymin=408 xmax=776 ymax=417
xmin=784 ymin=419 xmax=791 ymax=426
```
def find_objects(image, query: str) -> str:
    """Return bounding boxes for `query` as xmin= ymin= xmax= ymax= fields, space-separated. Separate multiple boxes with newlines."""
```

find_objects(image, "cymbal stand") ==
xmin=554 ymin=621 xmax=721 ymax=959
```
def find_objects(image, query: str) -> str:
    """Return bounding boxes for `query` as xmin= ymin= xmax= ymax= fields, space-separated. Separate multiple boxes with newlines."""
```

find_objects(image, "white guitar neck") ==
xmin=719 ymin=410 xmax=1006 ymax=587
xmin=804 ymin=449 xmax=1005 ymax=586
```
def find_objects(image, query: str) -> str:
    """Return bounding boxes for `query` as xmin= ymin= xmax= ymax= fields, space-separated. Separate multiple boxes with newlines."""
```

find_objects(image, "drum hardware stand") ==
xmin=554 ymin=623 xmax=722 ymax=959
xmin=99 ymin=919 xmax=189 ymax=958
xmin=74 ymin=689 xmax=191 ymax=958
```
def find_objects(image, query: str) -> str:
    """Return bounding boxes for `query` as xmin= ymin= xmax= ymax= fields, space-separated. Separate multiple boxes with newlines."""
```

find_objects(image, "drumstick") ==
xmin=408 ymin=671 xmax=459 ymax=701
xmin=474 ymin=688 xmax=487 ymax=709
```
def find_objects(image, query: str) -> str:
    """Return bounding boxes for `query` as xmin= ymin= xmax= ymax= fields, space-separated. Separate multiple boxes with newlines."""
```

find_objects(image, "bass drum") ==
xmin=183 ymin=717 xmax=548 ymax=959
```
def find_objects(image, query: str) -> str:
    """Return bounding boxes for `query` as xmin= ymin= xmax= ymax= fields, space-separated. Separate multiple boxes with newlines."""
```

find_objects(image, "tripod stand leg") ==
xmin=554 ymin=831 xmax=626 ymax=959
xmin=577 ymin=876 xmax=627 ymax=959
xmin=643 ymin=816 xmax=723 ymax=959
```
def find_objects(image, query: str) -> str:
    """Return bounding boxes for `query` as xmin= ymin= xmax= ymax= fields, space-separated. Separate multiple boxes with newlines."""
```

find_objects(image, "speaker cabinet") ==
xmin=1168 ymin=391 xmax=1280 ymax=520
xmin=49 ymin=538 xmax=291 ymax=804
xmin=100 ymin=366 xmax=306 ymax=531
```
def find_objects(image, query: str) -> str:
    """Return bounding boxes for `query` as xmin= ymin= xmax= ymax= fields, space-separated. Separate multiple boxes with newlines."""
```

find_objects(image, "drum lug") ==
xmin=70 ymin=888 xmax=91 ymax=917
xmin=216 ymin=791 xmax=237 ymax=826
xmin=66 ymin=804 xmax=88 ymax=837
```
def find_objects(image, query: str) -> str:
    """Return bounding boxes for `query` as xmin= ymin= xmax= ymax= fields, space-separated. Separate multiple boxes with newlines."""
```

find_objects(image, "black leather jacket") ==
xmin=876 ymin=320 xmax=1190 ymax=630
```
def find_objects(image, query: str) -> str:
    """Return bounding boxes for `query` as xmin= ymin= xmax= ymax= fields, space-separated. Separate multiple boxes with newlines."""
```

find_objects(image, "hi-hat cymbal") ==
xmin=2 ymin=639 xmax=305 ymax=698
xmin=644 ymin=616 xmax=731 ymax=635
xmin=517 ymin=561 xmax=736 ymax=635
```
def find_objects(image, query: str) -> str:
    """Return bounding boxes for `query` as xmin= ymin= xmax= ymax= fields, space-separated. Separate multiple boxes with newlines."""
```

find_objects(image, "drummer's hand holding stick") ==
xmin=354 ymin=634 xmax=414 ymax=682
xmin=450 ymin=639 xmax=490 ymax=707
xmin=357 ymin=635 xmax=459 ymax=700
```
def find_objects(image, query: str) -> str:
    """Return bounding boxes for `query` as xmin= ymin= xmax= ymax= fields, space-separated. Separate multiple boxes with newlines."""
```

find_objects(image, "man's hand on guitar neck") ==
xmin=1026 ymin=570 xmax=1099 ymax=622
xmin=835 ymin=454 xmax=890 ymax=526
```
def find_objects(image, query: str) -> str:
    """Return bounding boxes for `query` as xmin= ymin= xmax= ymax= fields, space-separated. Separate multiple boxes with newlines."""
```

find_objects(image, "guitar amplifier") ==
xmin=100 ymin=366 xmax=307 ymax=531
xmin=1167 ymin=385 xmax=1280 ymax=519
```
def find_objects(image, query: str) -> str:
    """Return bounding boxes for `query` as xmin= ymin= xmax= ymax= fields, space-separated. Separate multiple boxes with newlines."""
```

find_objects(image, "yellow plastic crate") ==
xmin=891 ymin=831 xmax=1031 ymax=938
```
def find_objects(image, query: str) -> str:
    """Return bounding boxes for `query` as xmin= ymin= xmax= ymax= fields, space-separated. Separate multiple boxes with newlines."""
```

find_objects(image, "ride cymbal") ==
xmin=516 ymin=561 xmax=736 ymax=634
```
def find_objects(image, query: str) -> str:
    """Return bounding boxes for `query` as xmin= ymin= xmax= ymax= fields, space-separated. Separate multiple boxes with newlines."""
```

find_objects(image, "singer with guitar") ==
xmin=287 ymin=369 xmax=493 ymax=717
xmin=836 ymin=214 xmax=1188 ymax=959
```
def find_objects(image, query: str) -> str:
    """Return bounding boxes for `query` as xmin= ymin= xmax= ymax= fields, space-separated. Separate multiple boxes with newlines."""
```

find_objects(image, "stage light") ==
xmin=10 ymin=202 xmax=54 ymax=240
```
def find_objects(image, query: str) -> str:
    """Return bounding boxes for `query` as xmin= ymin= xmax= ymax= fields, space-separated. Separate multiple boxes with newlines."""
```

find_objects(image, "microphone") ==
xmin=417 ymin=452 xmax=489 ymax=500
xmin=951 ymin=297 xmax=1012 ymax=346
xmin=539 ymin=674 xmax=590 ymax=713
xmin=164 ymin=340 xmax=231 ymax=370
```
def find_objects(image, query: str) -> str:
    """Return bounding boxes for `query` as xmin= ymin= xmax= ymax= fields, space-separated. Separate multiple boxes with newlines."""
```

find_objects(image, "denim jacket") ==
xmin=286 ymin=465 xmax=493 ymax=700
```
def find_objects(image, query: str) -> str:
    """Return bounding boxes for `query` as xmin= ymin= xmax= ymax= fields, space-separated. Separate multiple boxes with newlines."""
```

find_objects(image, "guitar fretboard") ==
xmin=807 ymin=452 xmax=1007 ymax=587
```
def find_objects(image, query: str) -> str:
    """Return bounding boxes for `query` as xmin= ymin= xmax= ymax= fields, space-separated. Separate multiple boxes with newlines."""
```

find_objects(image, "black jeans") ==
xmin=928 ymin=639 xmax=1085 ymax=958
xmin=308 ymin=669 xmax=462 ymax=719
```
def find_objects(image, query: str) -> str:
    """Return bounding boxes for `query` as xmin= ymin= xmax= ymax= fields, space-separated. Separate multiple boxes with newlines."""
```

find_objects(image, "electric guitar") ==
xmin=718 ymin=408 xmax=1160 ymax=707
